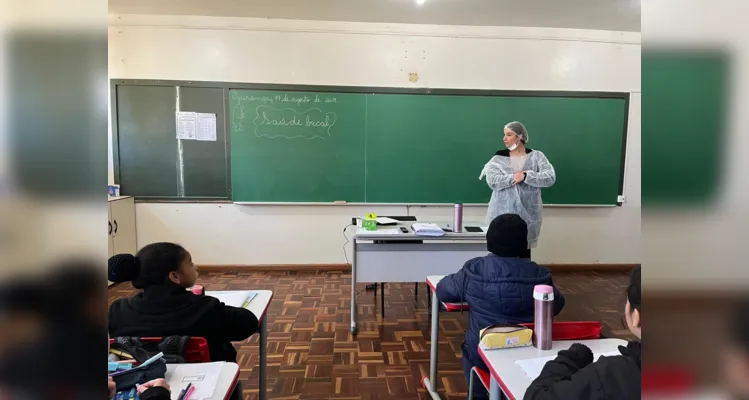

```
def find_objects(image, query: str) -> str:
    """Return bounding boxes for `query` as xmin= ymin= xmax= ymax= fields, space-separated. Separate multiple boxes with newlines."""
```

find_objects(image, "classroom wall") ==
xmin=108 ymin=14 xmax=642 ymax=266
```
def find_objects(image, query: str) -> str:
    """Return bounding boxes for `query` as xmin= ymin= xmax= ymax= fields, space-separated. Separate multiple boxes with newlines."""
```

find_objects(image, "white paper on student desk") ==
xmin=375 ymin=217 xmax=399 ymax=225
xmin=514 ymin=351 xmax=620 ymax=379
xmin=175 ymin=111 xmax=197 ymax=140
xmin=209 ymin=292 xmax=255 ymax=308
xmin=167 ymin=361 xmax=223 ymax=400
xmin=196 ymin=113 xmax=217 ymax=141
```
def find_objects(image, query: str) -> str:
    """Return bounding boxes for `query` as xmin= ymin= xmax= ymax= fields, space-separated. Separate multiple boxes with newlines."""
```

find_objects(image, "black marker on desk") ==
xmin=177 ymin=383 xmax=192 ymax=400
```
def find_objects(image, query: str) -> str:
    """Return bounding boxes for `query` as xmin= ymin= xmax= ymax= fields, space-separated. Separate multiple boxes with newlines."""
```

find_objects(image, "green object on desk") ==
xmin=362 ymin=213 xmax=377 ymax=231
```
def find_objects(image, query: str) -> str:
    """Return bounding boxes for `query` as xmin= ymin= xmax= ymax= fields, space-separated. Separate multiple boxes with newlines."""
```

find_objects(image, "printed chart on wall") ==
xmin=230 ymin=89 xmax=367 ymax=202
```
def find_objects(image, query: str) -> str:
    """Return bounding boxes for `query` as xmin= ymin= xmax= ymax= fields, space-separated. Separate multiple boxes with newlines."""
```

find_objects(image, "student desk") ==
xmin=166 ymin=362 xmax=239 ymax=400
xmin=349 ymin=223 xmax=486 ymax=334
xmin=422 ymin=275 xmax=469 ymax=400
xmin=478 ymin=338 xmax=628 ymax=400
xmin=206 ymin=290 xmax=274 ymax=400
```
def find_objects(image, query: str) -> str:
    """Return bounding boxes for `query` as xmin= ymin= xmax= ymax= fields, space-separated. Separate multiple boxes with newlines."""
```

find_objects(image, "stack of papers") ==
xmin=411 ymin=223 xmax=445 ymax=237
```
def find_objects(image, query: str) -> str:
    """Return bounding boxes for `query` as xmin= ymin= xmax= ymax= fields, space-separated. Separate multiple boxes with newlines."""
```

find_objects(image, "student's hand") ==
xmin=557 ymin=342 xmax=594 ymax=368
xmin=136 ymin=379 xmax=170 ymax=394
xmin=511 ymin=172 xmax=526 ymax=185
xmin=108 ymin=376 xmax=116 ymax=397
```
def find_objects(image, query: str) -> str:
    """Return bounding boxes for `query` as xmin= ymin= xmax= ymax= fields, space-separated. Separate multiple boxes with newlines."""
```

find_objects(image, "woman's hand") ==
xmin=137 ymin=378 xmax=170 ymax=394
xmin=511 ymin=172 xmax=526 ymax=185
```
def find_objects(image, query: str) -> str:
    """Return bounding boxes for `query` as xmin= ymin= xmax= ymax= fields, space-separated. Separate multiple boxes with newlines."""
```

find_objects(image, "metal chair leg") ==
xmin=427 ymin=287 xmax=432 ymax=316
xmin=468 ymin=367 xmax=476 ymax=400
xmin=380 ymin=282 xmax=385 ymax=318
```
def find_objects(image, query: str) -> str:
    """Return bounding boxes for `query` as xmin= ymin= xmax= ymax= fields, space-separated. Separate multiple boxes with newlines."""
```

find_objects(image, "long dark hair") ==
xmin=108 ymin=242 xmax=187 ymax=289
xmin=621 ymin=266 xmax=641 ymax=328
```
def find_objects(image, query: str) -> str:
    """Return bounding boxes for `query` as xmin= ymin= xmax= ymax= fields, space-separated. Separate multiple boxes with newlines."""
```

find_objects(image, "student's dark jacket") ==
xmin=108 ymin=283 xmax=259 ymax=362
xmin=524 ymin=341 xmax=642 ymax=400
xmin=140 ymin=387 xmax=171 ymax=400
xmin=435 ymin=255 xmax=564 ymax=368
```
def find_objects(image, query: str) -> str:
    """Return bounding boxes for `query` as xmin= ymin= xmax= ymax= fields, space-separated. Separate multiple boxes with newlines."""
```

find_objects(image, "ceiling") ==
xmin=108 ymin=0 xmax=641 ymax=32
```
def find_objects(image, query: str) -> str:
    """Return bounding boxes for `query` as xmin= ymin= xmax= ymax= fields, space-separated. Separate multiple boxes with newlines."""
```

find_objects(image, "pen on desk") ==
xmin=183 ymin=384 xmax=196 ymax=400
xmin=177 ymin=382 xmax=192 ymax=400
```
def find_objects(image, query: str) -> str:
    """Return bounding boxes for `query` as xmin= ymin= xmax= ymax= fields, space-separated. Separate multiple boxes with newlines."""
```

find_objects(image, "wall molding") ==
xmin=198 ymin=263 xmax=639 ymax=273
xmin=108 ymin=14 xmax=642 ymax=45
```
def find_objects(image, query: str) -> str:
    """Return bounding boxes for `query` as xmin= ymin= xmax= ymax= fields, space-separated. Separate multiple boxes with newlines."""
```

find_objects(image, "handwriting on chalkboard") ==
xmin=231 ymin=92 xmax=339 ymax=132
xmin=231 ymin=91 xmax=338 ymax=106
xmin=252 ymin=106 xmax=337 ymax=139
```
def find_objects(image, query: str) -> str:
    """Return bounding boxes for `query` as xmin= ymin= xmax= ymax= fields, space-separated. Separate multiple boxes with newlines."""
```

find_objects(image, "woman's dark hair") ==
xmin=627 ymin=266 xmax=641 ymax=312
xmin=107 ymin=242 xmax=187 ymax=289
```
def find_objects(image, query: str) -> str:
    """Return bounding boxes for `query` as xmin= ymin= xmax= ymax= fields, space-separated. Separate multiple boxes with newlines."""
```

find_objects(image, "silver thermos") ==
xmin=453 ymin=203 xmax=463 ymax=233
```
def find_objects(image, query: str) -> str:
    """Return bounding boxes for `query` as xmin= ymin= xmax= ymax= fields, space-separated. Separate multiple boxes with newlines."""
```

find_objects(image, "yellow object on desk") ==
xmin=479 ymin=324 xmax=533 ymax=349
xmin=362 ymin=212 xmax=377 ymax=231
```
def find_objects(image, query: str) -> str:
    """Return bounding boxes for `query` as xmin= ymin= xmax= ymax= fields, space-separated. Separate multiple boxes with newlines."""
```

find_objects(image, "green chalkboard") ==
xmin=230 ymin=88 xmax=628 ymax=204
xmin=642 ymin=50 xmax=728 ymax=206
xmin=113 ymin=82 xmax=230 ymax=200
xmin=230 ymin=90 xmax=366 ymax=202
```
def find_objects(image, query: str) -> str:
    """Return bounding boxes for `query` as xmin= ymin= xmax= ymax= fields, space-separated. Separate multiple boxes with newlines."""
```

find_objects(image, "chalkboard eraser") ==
xmin=333 ymin=200 xmax=347 ymax=204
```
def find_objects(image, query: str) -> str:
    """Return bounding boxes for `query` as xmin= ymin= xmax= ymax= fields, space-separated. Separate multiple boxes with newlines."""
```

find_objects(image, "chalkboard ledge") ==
xmin=231 ymin=202 xmax=618 ymax=207
xmin=134 ymin=198 xmax=232 ymax=203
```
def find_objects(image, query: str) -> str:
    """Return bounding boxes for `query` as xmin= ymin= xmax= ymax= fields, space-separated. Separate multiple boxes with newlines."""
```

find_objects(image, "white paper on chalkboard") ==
xmin=196 ymin=113 xmax=217 ymax=141
xmin=176 ymin=111 xmax=197 ymax=140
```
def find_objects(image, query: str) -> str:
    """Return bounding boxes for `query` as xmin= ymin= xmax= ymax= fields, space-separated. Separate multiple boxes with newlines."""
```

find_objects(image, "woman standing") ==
xmin=479 ymin=121 xmax=556 ymax=259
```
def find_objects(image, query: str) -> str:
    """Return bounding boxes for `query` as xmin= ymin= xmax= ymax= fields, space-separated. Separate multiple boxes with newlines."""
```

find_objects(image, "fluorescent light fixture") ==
xmin=416 ymin=0 xmax=426 ymax=5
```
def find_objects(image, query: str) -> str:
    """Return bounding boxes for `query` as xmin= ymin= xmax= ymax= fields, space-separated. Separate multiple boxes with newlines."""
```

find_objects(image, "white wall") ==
xmin=108 ymin=14 xmax=641 ymax=265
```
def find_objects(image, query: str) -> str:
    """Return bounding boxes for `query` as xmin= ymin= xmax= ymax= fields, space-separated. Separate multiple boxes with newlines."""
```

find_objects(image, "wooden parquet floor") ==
xmin=107 ymin=270 xmax=631 ymax=400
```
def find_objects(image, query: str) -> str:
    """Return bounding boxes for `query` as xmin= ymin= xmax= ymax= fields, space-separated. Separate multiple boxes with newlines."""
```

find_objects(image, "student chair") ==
xmin=109 ymin=337 xmax=211 ymax=363
xmin=467 ymin=321 xmax=603 ymax=400
xmin=642 ymin=366 xmax=695 ymax=395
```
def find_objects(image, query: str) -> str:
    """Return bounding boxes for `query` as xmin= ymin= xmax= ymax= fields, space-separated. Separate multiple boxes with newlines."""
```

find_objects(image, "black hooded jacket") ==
xmin=524 ymin=341 xmax=641 ymax=400
xmin=108 ymin=284 xmax=259 ymax=362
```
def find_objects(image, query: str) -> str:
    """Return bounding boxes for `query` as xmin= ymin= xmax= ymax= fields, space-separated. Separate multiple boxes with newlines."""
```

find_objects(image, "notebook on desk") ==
xmin=411 ymin=223 xmax=445 ymax=237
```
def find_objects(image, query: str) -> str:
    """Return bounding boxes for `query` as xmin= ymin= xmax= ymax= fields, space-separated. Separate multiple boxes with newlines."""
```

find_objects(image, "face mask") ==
xmin=507 ymin=138 xmax=520 ymax=151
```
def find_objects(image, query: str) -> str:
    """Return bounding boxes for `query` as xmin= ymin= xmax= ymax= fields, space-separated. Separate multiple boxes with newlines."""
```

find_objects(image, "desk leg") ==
xmin=420 ymin=288 xmax=441 ymax=399
xmin=489 ymin=376 xmax=501 ymax=400
xmin=350 ymin=240 xmax=358 ymax=335
xmin=429 ymin=288 xmax=439 ymax=391
xmin=259 ymin=316 xmax=267 ymax=400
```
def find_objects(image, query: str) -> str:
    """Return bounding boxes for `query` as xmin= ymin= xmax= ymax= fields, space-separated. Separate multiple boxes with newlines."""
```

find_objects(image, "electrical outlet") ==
xmin=617 ymin=195 xmax=626 ymax=203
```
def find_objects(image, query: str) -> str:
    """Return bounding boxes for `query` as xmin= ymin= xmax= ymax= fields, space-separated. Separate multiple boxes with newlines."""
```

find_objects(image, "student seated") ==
xmin=108 ymin=242 xmax=259 ymax=363
xmin=524 ymin=267 xmax=641 ymax=400
xmin=436 ymin=213 xmax=565 ymax=400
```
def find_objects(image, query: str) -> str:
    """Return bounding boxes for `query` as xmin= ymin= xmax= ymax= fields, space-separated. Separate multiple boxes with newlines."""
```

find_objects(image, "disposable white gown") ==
xmin=479 ymin=150 xmax=556 ymax=248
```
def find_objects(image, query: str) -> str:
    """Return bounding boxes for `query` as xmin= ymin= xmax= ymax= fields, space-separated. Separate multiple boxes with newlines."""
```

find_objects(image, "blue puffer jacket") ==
xmin=436 ymin=254 xmax=565 ymax=369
